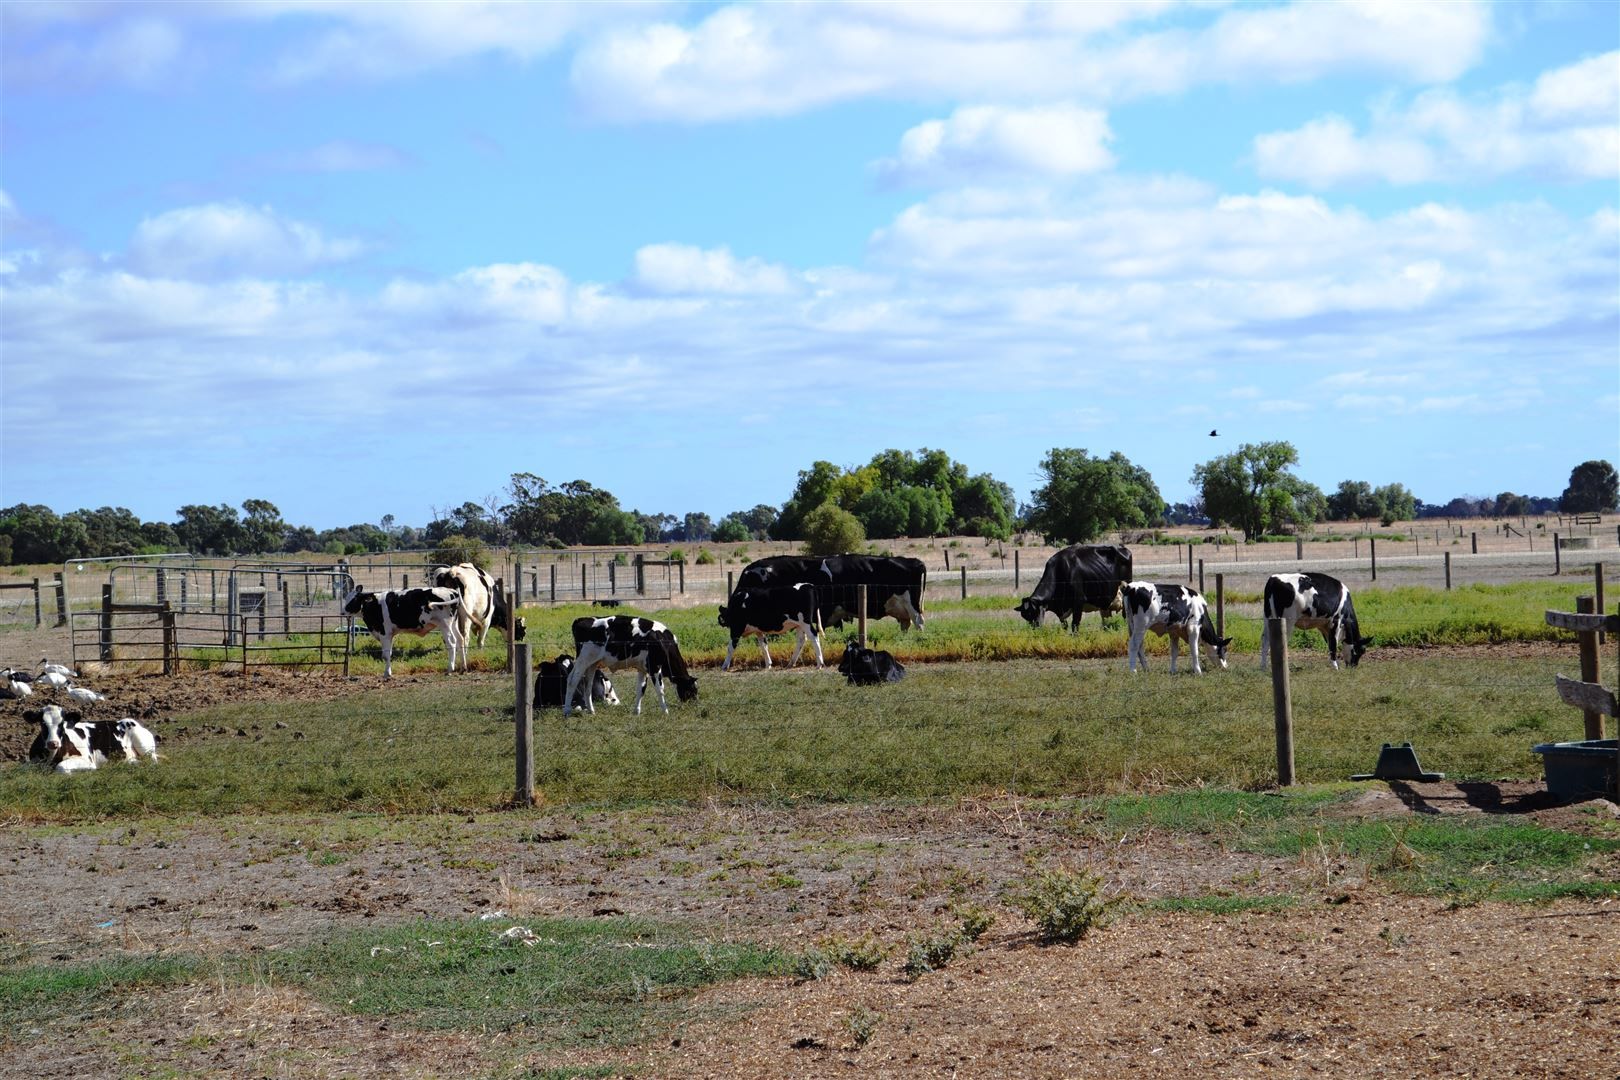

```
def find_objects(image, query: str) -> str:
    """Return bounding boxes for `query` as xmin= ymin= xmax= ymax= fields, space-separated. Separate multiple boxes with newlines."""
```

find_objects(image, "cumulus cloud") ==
xmin=127 ymin=203 xmax=368 ymax=279
xmin=876 ymin=104 xmax=1115 ymax=187
xmin=1254 ymin=50 xmax=1620 ymax=186
xmin=632 ymin=244 xmax=798 ymax=296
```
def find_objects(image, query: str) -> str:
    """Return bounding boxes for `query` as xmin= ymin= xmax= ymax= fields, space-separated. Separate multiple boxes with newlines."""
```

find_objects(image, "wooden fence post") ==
xmin=514 ymin=641 xmax=534 ymax=806
xmin=100 ymin=583 xmax=114 ymax=661
xmin=858 ymin=584 xmax=868 ymax=649
xmin=960 ymin=566 xmax=967 ymax=599
xmin=1014 ymin=550 xmax=1020 ymax=592
xmin=1187 ymin=543 xmax=1194 ymax=583
xmin=1295 ymin=537 xmax=1303 ymax=561
xmin=281 ymin=581 xmax=290 ymax=636
xmin=1471 ymin=532 xmax=1478 ymax=554
xmin=1215 ymin=573 xmax=1224 ymax=639
xmin=679 ymin=560 xmax=685 ymax=594
xmin=1576 ymin=597 xmax=1603 ymax=740
xmin=31 ymin=578 xmax=41 ymax=628
xmin=581 ymin=562 xmax=587 ymax=600
xmin=1554 ymin=534 xmax=1561 ymax=575
xmin=1444 ymin=551 xmax=1452 ymax=590
xmin=1267 ymin=617 xmax=1295 ymax=787
xmin=1370 ymin=537 xmax=1377 ymax=581
xmin=550 ymin=564 xmax=557 ymax=602
xmin=161 ymin=601 xmax=175 ymax=676
xmin=1198 ymin=559 xmax=1205 ymax=594
xmin=727 ymin=571 xmax=734 ymax=599
xmin=54 ymin=571 xmax=67 ymax=626
xmin=1596 ymin=563 xmax=1606 ymax=645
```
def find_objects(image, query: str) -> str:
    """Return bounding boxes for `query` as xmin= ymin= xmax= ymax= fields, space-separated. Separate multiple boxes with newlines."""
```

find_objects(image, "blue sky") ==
xmin=2 ymin=1 xmax=1616 ymax=531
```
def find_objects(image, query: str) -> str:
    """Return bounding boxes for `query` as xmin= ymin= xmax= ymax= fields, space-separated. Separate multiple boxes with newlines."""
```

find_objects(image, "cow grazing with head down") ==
xmin=1122 ymin=582 xmax=1230 ymax=675
xmin=732 ymin=554 xmax=927 ymax=632
xmin=1017 ymin=544 xmax=1133 ymax=632
xmin=1259 ymin=572 xmax=1370 ymax=670
xmin=717 ymin=584 xmax=824 ymax=670
xmin=564 ymin=636 xmax=691 ymax=716
xmin=838 ymin=646 xmax=905 ymax=685
xmin=341 ymin=584 xmax=465 ymax=678
xmin=433 ymin=563 xmax=526 ymax=649
xmin=569 ymin=615 xmax=698 ymax=711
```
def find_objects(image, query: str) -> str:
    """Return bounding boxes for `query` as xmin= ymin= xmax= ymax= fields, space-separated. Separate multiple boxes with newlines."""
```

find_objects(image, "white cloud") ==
xmin=633 ymin=244 xmax=798 ymax=296
xmin=570 ymin=1 xmax=1492 ymax=123
xmin=1255 ymin=51 xmax=1620 ymax=186
xmin=876 ymin=104 xmax=1115 ymax=186
xmin=127 ymin=203 xmax=367 ymax=279
xmin=1 ymin=11 xmax=183 ymax=89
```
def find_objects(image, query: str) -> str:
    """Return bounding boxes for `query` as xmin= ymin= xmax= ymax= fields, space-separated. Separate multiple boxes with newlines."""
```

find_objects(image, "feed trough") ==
xmin=1530 ymin=739 xmax=1618 ymax=801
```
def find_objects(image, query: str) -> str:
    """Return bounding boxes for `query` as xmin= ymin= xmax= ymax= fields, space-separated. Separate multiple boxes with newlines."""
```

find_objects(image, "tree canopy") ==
xmin=1192 ymin=442 xmax=1322 ymax=541
xmin=771 ymin=449 xmax=1013 ymax=541
xmin=1024 ymin=449 xmax=1163 ymax=545
xmin=1560 ymin=460 xmax=1618 ymax=513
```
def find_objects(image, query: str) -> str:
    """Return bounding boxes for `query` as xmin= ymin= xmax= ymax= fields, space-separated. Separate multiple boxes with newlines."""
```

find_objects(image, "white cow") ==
xmin=1121 ymin=581 xmax=1231 ymax=675
xmin=341 ymin=584 xmax=466 ymax=677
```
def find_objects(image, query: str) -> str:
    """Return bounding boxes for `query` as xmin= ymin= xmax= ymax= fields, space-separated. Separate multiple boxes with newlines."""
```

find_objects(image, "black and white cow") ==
xmin=1121 ymin=582 xmax=1231 ymax=675
xmin=570 ymin=615 xmax=698 ymax=709
xmin=564 ymin=637 xmax=692 ymax=716
xmin=25 ymin=704 xmax=76 ymax=764
xmin=733 ymin=554 xmax=928 ymax=631
xmin=433 ymin=563 xmax=526 ymax=649
xmin=717 ymin=583 xmax=825 ymax=670
xmin=1016 ymin=544 xmax=1133 ymax=632
xmin=341 ymin=584 xmax=465 ymax=677
xmin=837 ymin=646 xmax=905 ymax=685
xmin=534 ymin=653 xmax=617 ymax=709
xmin=1259 ymin=572 xmax=1370 ymax=670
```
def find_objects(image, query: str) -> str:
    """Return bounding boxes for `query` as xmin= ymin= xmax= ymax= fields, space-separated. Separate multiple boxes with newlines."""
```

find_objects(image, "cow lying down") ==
xmin=26 ymin=704 xmax=160 ymax=773
xmin=838 ymin=646 xmax=905 ymax=686
xmin=534 ymin=653 xmax=618 ymax=710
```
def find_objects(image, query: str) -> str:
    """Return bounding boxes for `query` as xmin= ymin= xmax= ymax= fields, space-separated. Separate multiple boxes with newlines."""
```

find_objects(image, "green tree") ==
xmin=1025 ymin=449 xmax=1161 ymax=545
xmin=801 ymin=502 xmax=866 ymax=555
xmin=1191 ymin=442 xmax=1310 ymax=541
xmin=175 ymin=503 xmax=245 ymax=555
xmin=64 ymin=506 xmax=146 ymax=558
xmin=1372 ymin=483 xmax=1416 ymax=525
xmin=773 ymin=461 xmax=846 ymax=540
xmin=240 ymin=499 xmax=287 ymax=554
xmin=0 ymin=504 xmax=88 ymax=564
xmin=1326 ymin=480 xmax=1379 ymax=521
xmin=951 ymin=473 xmax=1015 ymax=539
xmin=1494 ymin=491 xmax=1529 ymax=518
xmin=714 ymin=515 xmax=751 ymax=542
xmin=1560 ymin=460 xmax=1619 ymax=513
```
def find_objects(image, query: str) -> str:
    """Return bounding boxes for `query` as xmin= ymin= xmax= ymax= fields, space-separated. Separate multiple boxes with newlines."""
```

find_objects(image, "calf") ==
xmin=1122 ymin=582 xmax=1230 ymax=675
xmin=534 ymin=654 xmax=618 ymax=709
xmin=572 ymin=615 xmax=698 ymax=702
xmin=341 ymin=584 xmax=466 ymax=677
xmin=1259 ymin=572 xmax=1370 ymax=670
xmin=717 ymin=584 xmax=825 ymax=671
xmin=45 ymin=717 xmax=136 ymax=773
xmin=838 ymin=646 xmax=905 ymax=686
xmin=115 ymin=718 xmax=161 ymax=763
xmin=564 ymin=637 xmax=694 ymax=717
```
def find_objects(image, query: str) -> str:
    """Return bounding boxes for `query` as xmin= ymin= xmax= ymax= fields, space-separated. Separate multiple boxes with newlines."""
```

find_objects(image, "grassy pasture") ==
xmin=2 ymin=647 xmax=1574 ymax=818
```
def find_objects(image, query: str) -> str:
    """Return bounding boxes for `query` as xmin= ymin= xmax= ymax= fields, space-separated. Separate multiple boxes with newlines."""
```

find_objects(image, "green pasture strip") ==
xmin=1138 ymin=895 xmax=1301 ymax=915
xmin=267 ymin=916 xmax=788 ymax=1047
xmin=1073 ymin=787 xmax=1620 ymax=901
xmin=1 ymin=651 xmax=1574 ymax=817
xmin=0 ymin=955 xmax=198 ymax=1037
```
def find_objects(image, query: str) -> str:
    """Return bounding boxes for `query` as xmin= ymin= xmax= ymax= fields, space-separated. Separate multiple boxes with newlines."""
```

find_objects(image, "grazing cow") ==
xmin=1259 ymin=572 xmax=1370 ymax=670
xmin=571 ymin=615 xmax=698 ymax=706
xmin=433 ymin=563 xmax=527 ymax=649
xmin=534 ymin=653 xmax=618 ymax=709
xmin=564 ymin=637 xmax=690 ymax=716
xmin=717 ymin=584 xmax=825 ymax=670
xmin=838 ymin=646 xmax=905 ymax=685
xmin=1016 ymin=544 xmax=1133 ymax=632
xmin=341 ymin=584 xmax=466 ymax=677
xmin=1121 ymin=582 xmax=1231 ymax=675
xmin=25 ymin=704 xmax=77 ymax=764
xmin=733 ymin=554 xmax=928 ymax=631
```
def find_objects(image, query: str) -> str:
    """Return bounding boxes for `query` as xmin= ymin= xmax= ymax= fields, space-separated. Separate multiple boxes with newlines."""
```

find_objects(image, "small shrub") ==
xmin=429 ymin=535 xmax=489 ymax=570
xmin=792 ymin=948 xmax=833 ymax=982
xmin=1004 ymin=865 xmax=1119 ymax=944
xmin=901 ymin=928 xmax=960 ymax=982
xmin=695 ymin=549 xmax=716 ymax=565
xmin=830 ymin=933 xmax=887 ymax=971
xmin=845 ymin=1006 xmax=882 ymax=1048
xmin=952 ymin=902 xmax=996 ymax=943
xmin=668 ymin=548 xmax=685 ymax=563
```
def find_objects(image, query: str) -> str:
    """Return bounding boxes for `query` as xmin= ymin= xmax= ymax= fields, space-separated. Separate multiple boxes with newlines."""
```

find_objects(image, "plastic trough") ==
xmin=1530 ymin=739 xmax=1618 ymax=801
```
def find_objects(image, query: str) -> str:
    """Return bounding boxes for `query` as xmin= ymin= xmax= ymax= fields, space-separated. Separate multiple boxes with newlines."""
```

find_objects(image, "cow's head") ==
xmin=1211 ymin=636 xmax=1233 ymax=669
xmin=716 ymin=604 xmax=730 ymax=627
xmin=512 ymin=616 xmax=528 ymax=642
xmin=672 ymin=675 xmax=699 ymax=702
xmin=1346 ymin=635 xmax=1371 ymax=667
xmin=340 ymin=583 xmax=368 ymax=615
xmin=1015 ymin=597 xmax=1045 ymax=627
xmin=26 ymin=706 xmax=67 ymax=753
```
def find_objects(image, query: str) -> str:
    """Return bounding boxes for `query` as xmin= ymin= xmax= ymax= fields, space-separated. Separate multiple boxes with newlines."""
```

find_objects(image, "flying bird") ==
xmin=1209 ymin=429 xmax=1219 ymax=437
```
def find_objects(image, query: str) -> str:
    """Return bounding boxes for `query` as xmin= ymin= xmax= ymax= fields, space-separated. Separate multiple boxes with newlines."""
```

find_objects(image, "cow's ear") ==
xmin=1219 ymin=637 xmax=1233 ymax=648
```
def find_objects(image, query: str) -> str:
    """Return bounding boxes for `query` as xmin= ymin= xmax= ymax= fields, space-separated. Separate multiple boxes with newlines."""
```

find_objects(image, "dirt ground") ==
xmin=2 ymin=632 xmax=1618 ymax=1079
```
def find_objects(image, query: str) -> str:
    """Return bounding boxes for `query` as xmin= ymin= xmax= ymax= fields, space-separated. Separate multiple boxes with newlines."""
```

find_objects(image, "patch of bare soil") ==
xmin=1 ymin=790 xmax=1617 ymax=1079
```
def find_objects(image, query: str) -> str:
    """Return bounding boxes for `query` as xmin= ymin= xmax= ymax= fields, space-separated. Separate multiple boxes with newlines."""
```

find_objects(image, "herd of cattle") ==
xmin=338 ymin=547 xmax=1371 ymax=709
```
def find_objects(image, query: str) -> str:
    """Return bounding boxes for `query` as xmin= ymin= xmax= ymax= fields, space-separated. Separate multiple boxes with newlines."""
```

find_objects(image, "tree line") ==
xmin=2 ymin=451 xmax=1613 ymax=565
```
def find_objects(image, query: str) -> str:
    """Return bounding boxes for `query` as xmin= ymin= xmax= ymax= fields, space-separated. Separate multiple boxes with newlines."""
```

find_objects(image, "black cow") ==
xmin=838 ymin=646 xmax=905 ymax=686
xmin=534 ymin=653 xmax=618 ymax=709
xmin=717 ymin=583 xmax=824 ymax=670
xmin=341 ymin=584 xmax=465 ymax=677
xmin=733 ymin=554 xmax=927 ymax=631
xmin=1259 ymin=572 xmax=1370 ymax=670
xmin=571 ymin=615 xmax=698 ymax=703
xmin=1016 ymin=544 xmax=1133 ymax=632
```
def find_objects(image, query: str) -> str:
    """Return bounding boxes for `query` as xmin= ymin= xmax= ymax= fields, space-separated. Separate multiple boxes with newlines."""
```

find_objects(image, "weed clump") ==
xmin=1004 ymin=865 xmax=1119 ymax=944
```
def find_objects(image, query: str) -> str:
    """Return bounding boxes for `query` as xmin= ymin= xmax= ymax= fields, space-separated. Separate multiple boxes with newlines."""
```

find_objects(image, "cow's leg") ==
xmin=1185 ymin=626 xmax=1202 ymax=675
xmin=786 ymin=625 xmax=807 ymax=666
xmin=758 ymin=632 xmax=773 ymax=669
xmin=807 ymin=626 xmax=825 ymax=668
xmin=722 ymin=635 xmax=738 ymax=672
xmin=1326 ymin=624 xmax=1341 ymax=670
xmin=632 ymin=671 xmax=648 ymax=715
xmin=381 ymin=636 xmax=394 ymax=679
xmin=1127 ymin=623 xmax=1143 ymax=672
xmin=563 ymin=664 xmax=594 ymax=717
xmin=1169 ymin=631 xmax=1180 ymax=674
xmin=651 ymin=672 xmax=670 ymax=714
